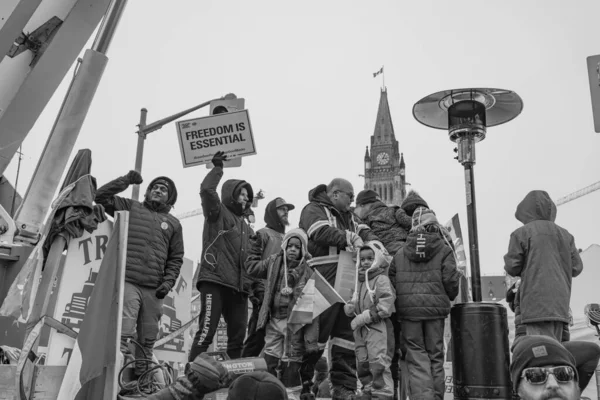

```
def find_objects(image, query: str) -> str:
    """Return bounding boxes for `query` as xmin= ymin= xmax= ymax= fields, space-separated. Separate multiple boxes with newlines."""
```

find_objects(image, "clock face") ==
xmin=399 ymin=168 xmax=405 ymax=175
xmin=376 ymin=152 xmax=390 ymax=165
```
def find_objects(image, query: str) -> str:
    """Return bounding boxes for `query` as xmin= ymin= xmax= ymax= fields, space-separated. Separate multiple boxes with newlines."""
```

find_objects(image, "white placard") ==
xmin=176 ymin=110 xmax=256 ymax=168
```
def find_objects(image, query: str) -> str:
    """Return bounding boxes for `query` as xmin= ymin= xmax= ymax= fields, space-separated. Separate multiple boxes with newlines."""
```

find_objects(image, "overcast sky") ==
xmin=5 ymin=0 xmax=600 ymax=278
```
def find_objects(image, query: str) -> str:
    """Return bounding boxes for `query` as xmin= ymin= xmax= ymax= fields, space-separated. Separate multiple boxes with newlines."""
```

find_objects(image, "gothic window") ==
xmin=384 ymin=185 xmax=388 ymax=202
xmin=389 ymin=184 xmax=393 ymax=201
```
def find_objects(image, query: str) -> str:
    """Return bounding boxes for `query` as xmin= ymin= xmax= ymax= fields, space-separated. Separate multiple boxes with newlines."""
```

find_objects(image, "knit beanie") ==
xmin=401 ymin=191 xmax=429 ymax=216
xmin=356 ymin=190 xmax=379 ymax=206
xmin=510 ymin=335 xmax=577 ymax=392
xmin=228 ymin=371 xmax=288 ymax=400
xmin=411 ymin=207 xmax=438 ymax=232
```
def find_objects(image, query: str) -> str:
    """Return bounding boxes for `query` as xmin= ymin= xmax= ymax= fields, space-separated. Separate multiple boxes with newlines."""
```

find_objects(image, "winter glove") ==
xmin=124 ymin=170 xmax=143 ymax=185
xmin=350 ymin=310 xmax=372 ymax=330
xmin=345 ymin=230 xmax=364 ymax=252
xmin=211 ymin=150 xmax=228 ymax=168
xmin=343 ymin=303 xmax=356 ymax=317
xmin=155 ymin=282 xmax=172 ymax=299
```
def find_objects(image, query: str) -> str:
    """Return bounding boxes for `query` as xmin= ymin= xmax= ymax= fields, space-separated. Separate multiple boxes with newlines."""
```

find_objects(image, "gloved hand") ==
xmin=344 ymin=303 xmax=356 ymax=317
xmin=369 ymin=306 xmax=382 ymax=324
xmin=211 ymin=151 xmax=228 ymax=168
xmin=124 ymin=170 xmax=143 ymax=185
xmin=155 ymin=282 xmax=172 ymax=299
xmin=350 ymin=310 xmax=372 ymax=330
xmin=345 ymin=230 xmax=364 ymax=251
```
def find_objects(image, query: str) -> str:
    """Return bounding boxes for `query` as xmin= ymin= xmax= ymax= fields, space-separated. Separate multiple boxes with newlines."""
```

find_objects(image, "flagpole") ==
xmin=382 ymin=65 xmax=385 ymax=90
xmin=103 ymin=211 xmax=129 ymax=400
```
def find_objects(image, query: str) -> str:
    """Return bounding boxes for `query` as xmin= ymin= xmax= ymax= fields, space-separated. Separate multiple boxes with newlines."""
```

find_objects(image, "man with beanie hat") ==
xmin=190 ymin=151 xmax=255 ymax=361
xmin=510 ymin=335 xmax=580 ymax=400
xmin=242 ymin=197 xmax=295 ymax=358
xmin=504 ymin=190 xmax=583 ymax=342
xmin=95 ymin=170 xmax=184 ymax=378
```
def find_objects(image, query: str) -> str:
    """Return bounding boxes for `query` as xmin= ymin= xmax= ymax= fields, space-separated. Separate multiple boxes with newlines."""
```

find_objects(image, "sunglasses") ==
xmin=521 ymin=366 xmax=576 ymax=385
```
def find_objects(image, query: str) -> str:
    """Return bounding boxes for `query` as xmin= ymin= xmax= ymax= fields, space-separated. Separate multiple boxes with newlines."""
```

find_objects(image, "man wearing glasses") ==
xmin=510 ymin=335 xmax=580 ymax=400
xmin=298 ymin=178 xmax=379 ymax=399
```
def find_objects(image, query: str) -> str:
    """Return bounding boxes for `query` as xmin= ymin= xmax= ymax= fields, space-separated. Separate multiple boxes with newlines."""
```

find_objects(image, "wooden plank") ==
xmin=30 ymin=366 xmax=66 ymax=400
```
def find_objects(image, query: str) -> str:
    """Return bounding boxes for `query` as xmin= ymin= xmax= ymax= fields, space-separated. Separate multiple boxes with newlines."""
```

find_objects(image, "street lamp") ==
xmin=131 ymin=94 xmax=235 ymax=200
xmin=413 ymin=88 xmax=523 ymax=400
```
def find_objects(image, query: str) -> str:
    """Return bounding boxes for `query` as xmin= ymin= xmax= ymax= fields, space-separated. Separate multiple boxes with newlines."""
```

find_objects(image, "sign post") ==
xmin=175 ymin=110 xmax=256 ymax=168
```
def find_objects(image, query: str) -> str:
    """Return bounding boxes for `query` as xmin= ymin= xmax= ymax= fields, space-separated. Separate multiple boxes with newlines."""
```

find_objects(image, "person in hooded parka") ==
xmin=189 ymin=152 xmax=255 ymax=361
xmin=504 ymin=190 xmax=583 ymax=342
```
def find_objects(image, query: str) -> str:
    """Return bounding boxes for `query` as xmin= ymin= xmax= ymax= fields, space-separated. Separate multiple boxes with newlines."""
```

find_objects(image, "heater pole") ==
xmin=463 ymin=163 xmax=482 ymax=302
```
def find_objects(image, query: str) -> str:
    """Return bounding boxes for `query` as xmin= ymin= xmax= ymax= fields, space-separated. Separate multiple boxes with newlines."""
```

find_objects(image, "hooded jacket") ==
xmin=346 ymin=242 xmax=396 ymax=321
xmin=197 ymin=167 xmax=254 ymax=294
xmin=361 ymin=200 xmax=412 ymax=255
xmin=247 ymin=199 xmax=287 ymax=301
xmin=95 ymin=175 xmax=184 ymax=289
xmin=245 ymin=228 xmax=316 ymax=359
xmin=504 ymin=190 xmax=583 ymax=324
xmin=391 ymin=226 xmax=460 ymax=320
xmin=299 ymin=184 xmax=378 ymax=284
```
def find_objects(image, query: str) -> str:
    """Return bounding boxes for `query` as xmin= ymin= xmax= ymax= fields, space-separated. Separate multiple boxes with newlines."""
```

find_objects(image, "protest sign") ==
xmin=176 ymin=110 xmax=256 ymax=168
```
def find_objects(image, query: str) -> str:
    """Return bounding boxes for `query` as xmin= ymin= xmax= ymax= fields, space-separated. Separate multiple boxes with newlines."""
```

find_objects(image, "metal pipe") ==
xmin=464 ymin=164 xmax=482 ymax=302
xmin=92 ymin=0 xmax=128 ymax=54
xmin=141 ymin=98 xmax=218 ymax=135
xmin=131 ymin=108 xmax=147 ymax=201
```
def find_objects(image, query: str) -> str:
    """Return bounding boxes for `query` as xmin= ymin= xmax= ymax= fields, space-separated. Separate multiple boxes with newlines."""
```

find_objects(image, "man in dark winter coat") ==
xmin=95 ymin=170 xmax=184 ymax=376
xmin=298 ymin=178 xmax=379 ymax=399
xmin=390 ymin=207 xmax=460 ymax=400
xmin=242 ymin=197 xmax=295 ymax=357
xmin=504 ymin=190 xmax=583 ymax=342
xmin=190 ymin=151 xmax=255 ymax=361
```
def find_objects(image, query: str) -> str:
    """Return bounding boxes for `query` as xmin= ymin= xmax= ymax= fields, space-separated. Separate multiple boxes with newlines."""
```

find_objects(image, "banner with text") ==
xmin=176 ymin=110 xmax=256 ymax=168
xmin=46 ymin=220 xmax=113 ymax=365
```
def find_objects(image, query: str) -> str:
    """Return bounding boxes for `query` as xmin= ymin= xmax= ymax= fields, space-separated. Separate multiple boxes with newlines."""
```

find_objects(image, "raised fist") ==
xmin=125 ymin=170 xmax=143 ymax=185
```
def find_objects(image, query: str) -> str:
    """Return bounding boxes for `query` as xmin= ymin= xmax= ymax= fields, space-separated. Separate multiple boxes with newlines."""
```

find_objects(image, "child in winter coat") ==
xmin=390 ymin=207 xmax=460 ymax=400
xmin=344 ymin=242 xmax=396 ymax=400
xmin=245 ymin=228 xmax=315 ymax=395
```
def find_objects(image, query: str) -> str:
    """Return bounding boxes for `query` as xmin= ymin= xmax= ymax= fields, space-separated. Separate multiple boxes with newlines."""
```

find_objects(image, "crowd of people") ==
xmin=94 ymin=151 xmax=600 ymax=400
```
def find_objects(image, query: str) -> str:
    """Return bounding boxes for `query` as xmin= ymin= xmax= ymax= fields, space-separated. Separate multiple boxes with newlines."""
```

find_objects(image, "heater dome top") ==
xmin=412 ymin=88 xmax=523 ymax=130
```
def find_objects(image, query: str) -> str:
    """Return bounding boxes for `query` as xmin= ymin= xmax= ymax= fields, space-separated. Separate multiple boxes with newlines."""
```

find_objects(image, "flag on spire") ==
xmin=373 ymin=66 xmax=384 ymax=78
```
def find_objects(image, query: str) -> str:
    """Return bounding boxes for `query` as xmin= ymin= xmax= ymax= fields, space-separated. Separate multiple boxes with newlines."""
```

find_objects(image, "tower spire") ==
xmin=373 ymin=89 xmax=396 ymax=145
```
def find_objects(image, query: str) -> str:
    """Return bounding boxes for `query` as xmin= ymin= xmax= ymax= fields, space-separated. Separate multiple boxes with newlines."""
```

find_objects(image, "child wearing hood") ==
xmin=344 ymin=242 xmax=396 ymax=400
xmin=390 ymin=207 xmax=460 ymax=400
xmin=245 ymin=228 xmax=315 ymax=396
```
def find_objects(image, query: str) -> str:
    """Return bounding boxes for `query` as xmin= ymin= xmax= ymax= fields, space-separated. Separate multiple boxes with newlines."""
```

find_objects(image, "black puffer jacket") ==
xmin=362 ymin=200 xmax=412 ymax=255
xmin=196 ymin=167 xmax=254 ymax=294
xmin=95 ymin=176 xmax=184 ymax=290
xmin=391 ymin=228 xmax=460 ymax=320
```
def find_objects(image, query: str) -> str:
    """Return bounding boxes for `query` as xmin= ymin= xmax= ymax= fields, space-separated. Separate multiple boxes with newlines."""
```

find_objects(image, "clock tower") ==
xmin=364 ymin=88 xmax=407 ymax=205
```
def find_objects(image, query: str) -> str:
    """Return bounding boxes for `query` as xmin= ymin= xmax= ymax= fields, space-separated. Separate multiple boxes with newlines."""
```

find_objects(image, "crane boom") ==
xmin=175 ymin=208 xmax=203 ymax=220
xmin=556 ymin=181 xmax=600 ymax=206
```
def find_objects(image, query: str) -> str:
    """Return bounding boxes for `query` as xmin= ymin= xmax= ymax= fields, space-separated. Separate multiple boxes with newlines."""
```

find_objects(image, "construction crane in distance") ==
xmin=176 ymin=189 xmax=266 ymax=221
xmin=556 ymin=181 xmax=600 ymax=206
